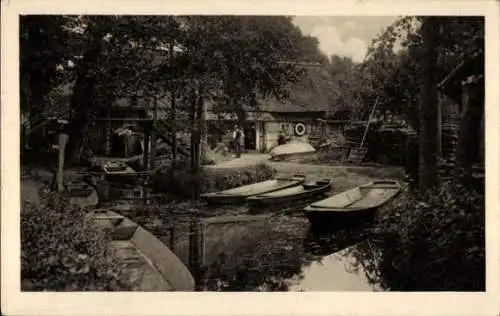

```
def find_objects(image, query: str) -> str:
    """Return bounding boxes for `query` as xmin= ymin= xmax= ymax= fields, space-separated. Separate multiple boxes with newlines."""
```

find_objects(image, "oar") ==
xmin=360 ymin=96 xmax=381 ymax=149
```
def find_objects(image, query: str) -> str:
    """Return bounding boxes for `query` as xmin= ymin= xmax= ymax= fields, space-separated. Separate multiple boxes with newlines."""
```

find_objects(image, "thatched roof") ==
xmin=206 ymin=63 xmax=336 ymax=114
xmin=260 ymin=64 xmax=335 ymax=113
xmin=44 ymin=62 xmax=338 ymax=119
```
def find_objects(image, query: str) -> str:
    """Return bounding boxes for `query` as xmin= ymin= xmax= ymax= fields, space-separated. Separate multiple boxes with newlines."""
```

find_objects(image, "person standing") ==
xmin=232 ymin=124 xmax=244 ymax=158
xmin=278 ymin=125 xmax=288 ymax=146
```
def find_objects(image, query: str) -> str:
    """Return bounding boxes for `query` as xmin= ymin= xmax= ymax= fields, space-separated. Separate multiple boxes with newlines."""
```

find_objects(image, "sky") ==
xmin=292 ymin=16 xmax=399 ymax=63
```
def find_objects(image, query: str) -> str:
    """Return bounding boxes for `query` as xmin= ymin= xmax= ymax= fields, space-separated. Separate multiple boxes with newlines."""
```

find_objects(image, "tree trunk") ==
xmin=418 ymin=18 xmax=440 ymax=190
xmin=454 ymin=76 xmax=484 ymax=187
xmin=190 ymin=87 xmax=200 ymax=199
xmin=198 ymin=84 xmax=208 ymax=161
xmin=66 ymin=36 xmax=103 ymax=164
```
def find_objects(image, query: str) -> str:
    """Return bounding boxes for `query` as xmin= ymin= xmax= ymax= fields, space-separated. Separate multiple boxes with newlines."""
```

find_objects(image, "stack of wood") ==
xmin=441 ymin=123 xmax=459 ymax=164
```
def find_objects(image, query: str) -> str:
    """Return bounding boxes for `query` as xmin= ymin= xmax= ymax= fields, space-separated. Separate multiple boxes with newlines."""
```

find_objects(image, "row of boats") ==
xmin=200 ymin=175 xmax=402 ymax=227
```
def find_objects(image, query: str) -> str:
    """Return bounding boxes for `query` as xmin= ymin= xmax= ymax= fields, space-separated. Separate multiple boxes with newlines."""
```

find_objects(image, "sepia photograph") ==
xmin=2 ymin=1 xmax=499 ymax=315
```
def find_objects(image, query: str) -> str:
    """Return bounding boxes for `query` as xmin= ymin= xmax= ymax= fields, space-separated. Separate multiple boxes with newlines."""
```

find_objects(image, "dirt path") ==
xmin=271 ymin=162 xmax=404 ymax=192
xmin=205 ymin=153 xmax=270 ymax=169
xmin=207 ymin=153 xmax=405 ymax=192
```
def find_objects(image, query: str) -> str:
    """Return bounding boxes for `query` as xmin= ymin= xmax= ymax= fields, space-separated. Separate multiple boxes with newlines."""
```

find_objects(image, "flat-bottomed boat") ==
xmin=200 ymin=175 xmax=306 ymax=205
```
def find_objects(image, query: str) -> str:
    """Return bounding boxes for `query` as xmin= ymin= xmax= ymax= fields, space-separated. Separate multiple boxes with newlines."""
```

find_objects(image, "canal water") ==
xmin=106 ymin=192 xmax=388 ymax=292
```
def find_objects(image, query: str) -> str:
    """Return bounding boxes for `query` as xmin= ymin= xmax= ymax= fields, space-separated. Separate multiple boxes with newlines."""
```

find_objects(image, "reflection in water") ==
xmin=303 ymin=224 xmax=370 ymax=257
xmin=288 ymin=242 xmax=384 ymax=291
xmin=113 ymin=191 xmax=389 ymax=292
xmin=198 ymin=216 xmax=310 ymax=291
xmin=196 ymin=214 xmax=386 ymax=291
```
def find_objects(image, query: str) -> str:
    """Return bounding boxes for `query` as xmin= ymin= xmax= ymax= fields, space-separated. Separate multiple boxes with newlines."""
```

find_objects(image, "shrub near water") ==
xmin=152 ymin=161 xmax=275 ymax=198
xmin=373 ymin=181 xmax=485 ymax=291
xmin=21 ymin=193 xmax=131 ymax=291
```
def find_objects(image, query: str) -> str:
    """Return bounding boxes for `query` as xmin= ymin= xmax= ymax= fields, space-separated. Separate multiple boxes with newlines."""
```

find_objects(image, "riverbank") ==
xmin=21 ymin=159 xmax=406 ymax=292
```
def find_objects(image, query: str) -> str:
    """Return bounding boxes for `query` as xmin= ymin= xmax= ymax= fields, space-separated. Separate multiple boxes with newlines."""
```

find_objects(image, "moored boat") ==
xmin=269 ymin=142 xmax=316 ymax=161
xmin=200 ymin=174 xmax=306 ymax=205
xmin=87 ymin=209 xmax=195 ymax=291
xmin=304 ymin=180 xmax=401 ymax=228
xmin=246 ymin=179 xmax=332 ymax=207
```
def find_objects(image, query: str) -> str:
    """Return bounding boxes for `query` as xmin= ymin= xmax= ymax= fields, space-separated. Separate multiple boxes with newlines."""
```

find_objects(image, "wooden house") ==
xmin=205 ymin=63 xmax=346 ymax=152
xmin=437 ymin=36 xmax=484 ymax=166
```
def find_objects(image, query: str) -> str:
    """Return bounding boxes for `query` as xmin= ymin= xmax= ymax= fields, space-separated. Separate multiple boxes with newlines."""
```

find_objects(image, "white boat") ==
xmin=269 ymin=142 xmax=316 ymax=161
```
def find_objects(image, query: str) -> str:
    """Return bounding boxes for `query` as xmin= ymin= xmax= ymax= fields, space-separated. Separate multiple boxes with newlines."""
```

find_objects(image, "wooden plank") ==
xmin=56 ymin=133 xmax=69 ymax=192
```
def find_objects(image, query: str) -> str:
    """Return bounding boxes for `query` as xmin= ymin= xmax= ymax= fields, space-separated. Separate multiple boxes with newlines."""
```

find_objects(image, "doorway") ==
xmin=244 ymin=123 xmax=256 ymax=151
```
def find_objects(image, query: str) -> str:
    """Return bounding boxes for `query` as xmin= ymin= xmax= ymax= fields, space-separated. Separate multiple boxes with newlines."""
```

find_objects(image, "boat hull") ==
xmin=303 ymin=180 xmax=401 ymax=230
xmin=202 ymin=194 xmax=250 ymax=205
xmin=200 ymin=175 xmax=306 ymax=205
xmin=246 ymin=180 xmax=332 ymax=207
xmin=269 ymin=142 xmax=316 ymax=161
xmin=304 ymin=206 xmax=377 ymax=230
xmin=87 ymin=210 xmax=195 ymax=291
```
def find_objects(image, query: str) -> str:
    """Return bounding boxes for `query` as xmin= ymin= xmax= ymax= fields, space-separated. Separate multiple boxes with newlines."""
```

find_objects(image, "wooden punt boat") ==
xmin=304 ymin=180 xmax=401 ymax=228
xmin=246 ymin=179 xmax=332 ymax=207
xmin=87 ymin=209 xmax=195 ymax=291
xmin=200 ymin=174 xmax=306 ymax=205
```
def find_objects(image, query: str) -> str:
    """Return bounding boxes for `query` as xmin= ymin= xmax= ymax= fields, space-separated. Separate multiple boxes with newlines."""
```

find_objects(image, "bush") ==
xmin=344 ymin=123 xmax=416 ymax=166
xmin=301 ymin=147 xmax=348 ymax=164
xmin=151 ymin=160 xmax=208 ymax=198
xmin=373 ymin=181 xmax=485 ymax=290
xmin=152 ymin=160 xmax=275 ymax=199
xmin=21 ymin=193 xmax=131 ymax=291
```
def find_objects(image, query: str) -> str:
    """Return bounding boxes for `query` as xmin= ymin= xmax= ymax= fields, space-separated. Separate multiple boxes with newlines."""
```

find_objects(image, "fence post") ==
xmin=57 ymin=132 xmax=69 ymax=192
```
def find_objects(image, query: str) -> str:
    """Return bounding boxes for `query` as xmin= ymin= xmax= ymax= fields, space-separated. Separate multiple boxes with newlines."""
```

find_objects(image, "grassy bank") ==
xmin=151 ymin=161 xmax=276 ymax=199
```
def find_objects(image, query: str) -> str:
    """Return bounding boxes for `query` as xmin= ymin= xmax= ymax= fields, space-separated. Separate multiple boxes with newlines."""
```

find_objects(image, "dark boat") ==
xmin=304 ymin=180 xmax=401 ymax=228
xmin=246 ymin=179 xmax=332 ymax=207
xmin=87 ymin=209 xmax=195 ymax=291
xmin=200 ymin=174 xmax=306 ymax=205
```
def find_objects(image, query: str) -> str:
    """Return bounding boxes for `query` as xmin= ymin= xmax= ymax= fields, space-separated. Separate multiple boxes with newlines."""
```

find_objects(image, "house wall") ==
xmin=263 ymin=121 xmax=309 ymax=150
xmin=205 ymin=110 xmax=349 ymax=153
xmin=83 ymin=108 xmax=146 ymax=156
xmin=261 ymin=112 xmax=325 ymax=151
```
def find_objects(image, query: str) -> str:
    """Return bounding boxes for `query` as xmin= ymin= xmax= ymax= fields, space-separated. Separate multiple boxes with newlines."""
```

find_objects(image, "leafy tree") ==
xmin=64 ymin=16 xmax=183 ymax=161
xmin=327 ymin=55 xmax=365 ymax=119
xmin=357 ymin=16 xmax=483 ymax=130
xmin=297 ymin=35 xmax=329 ymax=64
xmin=340 ymin=16 xmax=484 ymax=189
xmin=20 ymin=15 xmax=73 ymax=124
xmin=53 ymin=15 xmax=319 ymax=160
xmin=170 ymin=16 xmax=313 ymax=123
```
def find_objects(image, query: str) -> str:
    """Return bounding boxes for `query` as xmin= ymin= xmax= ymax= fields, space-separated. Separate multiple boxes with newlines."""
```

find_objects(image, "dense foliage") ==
xmin=20 ymin=15 xmax=326 ymax=160
xmin=152 ymin=161 xmax=275 ymax=199
xmin=372 ymin=181 xmax=485 ymax=290
xmin=21 ymin=193 xmax=131 ymax=291
xmin=326 ymin=16 xmax=484 ymax=125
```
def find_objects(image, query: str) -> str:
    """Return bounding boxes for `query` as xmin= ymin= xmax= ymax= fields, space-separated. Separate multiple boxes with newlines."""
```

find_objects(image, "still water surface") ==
xmin=115 ymin=199 xmax=387 ymax=292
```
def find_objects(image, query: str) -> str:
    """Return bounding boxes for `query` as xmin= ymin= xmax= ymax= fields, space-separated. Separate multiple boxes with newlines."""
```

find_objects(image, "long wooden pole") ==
xmin=190 ymin=86 xmax=200 ymax=199
xmin=57 ymin=133 xmax=69 ymax=192
xmin=360 ymin=96 xmax=380 ymax=149
xmin=170 ymin=41 xmax=177 ymax=161
xmin=143 ymin=98 xmax=151 ymax=183
xmin=150 ymin=96 xmax=158 ymax=170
